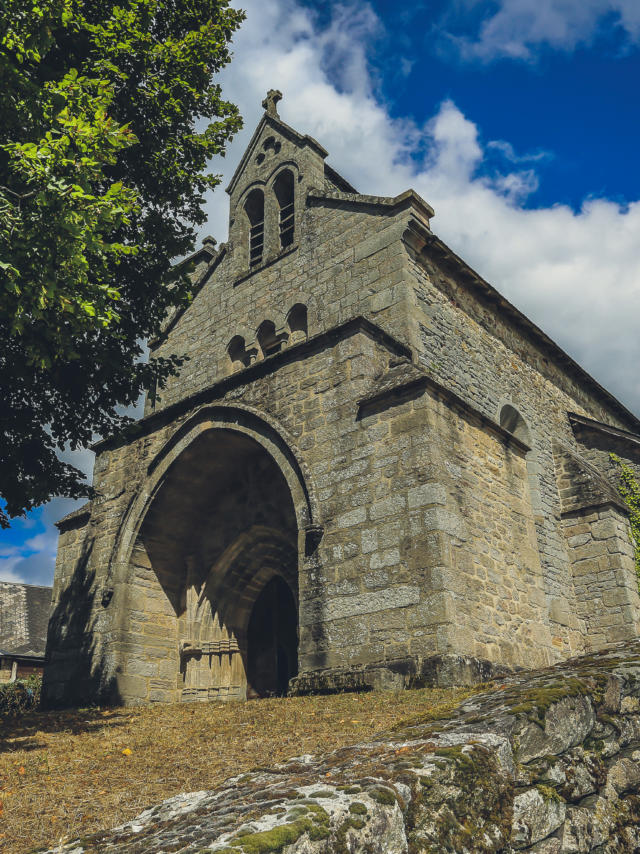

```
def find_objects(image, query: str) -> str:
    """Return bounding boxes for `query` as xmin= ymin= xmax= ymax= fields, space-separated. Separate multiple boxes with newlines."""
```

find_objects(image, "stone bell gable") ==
xmin=43 ymin=94 xmax=640 ymax=708
xmin=224 ymin=88 xmax=356 ymax=281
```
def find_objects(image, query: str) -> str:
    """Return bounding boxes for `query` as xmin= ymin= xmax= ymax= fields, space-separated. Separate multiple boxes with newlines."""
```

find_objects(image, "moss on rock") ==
xmin=230 ymin=816 xmax=329 ymax=854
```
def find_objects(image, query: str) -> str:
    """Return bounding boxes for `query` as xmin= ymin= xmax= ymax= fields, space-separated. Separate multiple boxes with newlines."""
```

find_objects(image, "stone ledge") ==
xmin=307 ymin=187 xmax=434 ymax=224
xmin=54 ymin=503 xmax=92 ymax=531
xmin=569 ymin=411 xmax=640 ymax=455
xmin=357 ymin=359 xmax=531 ymax=454
xmin=290 ymin=653 xmax=517 ymax=695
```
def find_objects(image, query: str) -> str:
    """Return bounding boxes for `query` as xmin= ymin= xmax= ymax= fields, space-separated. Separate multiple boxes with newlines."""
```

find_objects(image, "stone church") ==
xmin=43 ymin=92 xmax=640 ymax=707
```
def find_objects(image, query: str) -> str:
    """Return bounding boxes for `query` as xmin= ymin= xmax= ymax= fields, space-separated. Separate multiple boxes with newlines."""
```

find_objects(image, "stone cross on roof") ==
xmin=262 ymin=89 xmax=283 ymax=118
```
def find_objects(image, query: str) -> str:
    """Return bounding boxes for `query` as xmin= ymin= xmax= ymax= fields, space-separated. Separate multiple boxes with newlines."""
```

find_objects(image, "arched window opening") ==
xmin=274 ymin=170 xmax=295 ymax=249
xmin=499 ymin=404 xmax=531 ymax=444
xmin=499 ymin=403 xmax=543 ymax=515
xmin=244 ymin=189 xmax=265 ymax=267
xmin=287 ymin=303 xmax=307 ymax=344
xmin=257 ymin=320 xmax=284 ymax=358
xmin=227 ymin=336 xmax=251 ymax=372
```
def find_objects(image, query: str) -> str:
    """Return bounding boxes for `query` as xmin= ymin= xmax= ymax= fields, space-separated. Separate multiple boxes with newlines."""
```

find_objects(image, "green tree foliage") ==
xmin=611 ymin=454 xmax=640 ymax=582
xmin=0 ymin=0 xmax=244 ymax=526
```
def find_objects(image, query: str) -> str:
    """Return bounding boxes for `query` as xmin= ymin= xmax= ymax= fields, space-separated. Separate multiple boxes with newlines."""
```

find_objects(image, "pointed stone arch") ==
xmin=105 ymin=405 xmax=321 ymax=704
xmin=110 ymin=404 xmax=320 ymax=581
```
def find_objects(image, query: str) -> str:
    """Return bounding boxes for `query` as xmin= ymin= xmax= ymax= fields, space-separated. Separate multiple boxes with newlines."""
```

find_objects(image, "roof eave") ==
xmin=416 ymin=232 xmax=640 ymax=432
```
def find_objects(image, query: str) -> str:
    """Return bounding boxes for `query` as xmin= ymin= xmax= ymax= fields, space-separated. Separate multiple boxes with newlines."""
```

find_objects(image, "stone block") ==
xmin=407 ymin=592 xmax=452 ymax=626
xmin=361 ymin=529 xmax=378 ymax=554
xmin=369 ymin=494 xmax=406 ymax=521
xmin=602 ymin=587 xmax=632 ymax=607
xmin=423 ymin=507 xmax=467 ymax=540
xmin=370 ymin=288 xmax=395 ymax=313
xmin=370 ymin=549 xmax=400 ymax=570
xmin=407 ymin=482 xmax=447 ymax=509
xmin=149 ymin=688 xmax=174 ymax=704
xmin=301 ymin=585 xmax=420 ymax=626
xmin=117 ymin=674 xmax=148 ymax=700
xmin=125 ymin=657 xmax=156 ymax=678
xmin=336 ymin=506 xmax=367 ymax=528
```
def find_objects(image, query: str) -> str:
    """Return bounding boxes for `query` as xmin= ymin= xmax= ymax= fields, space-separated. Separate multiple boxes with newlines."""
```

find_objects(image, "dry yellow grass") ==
xmin=0 ymin=686 xmax=468 ymax=853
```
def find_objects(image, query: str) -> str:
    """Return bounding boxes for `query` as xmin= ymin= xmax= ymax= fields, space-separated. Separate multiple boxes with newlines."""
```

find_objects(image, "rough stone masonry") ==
xmin=43 ymin=92 xmax=640 ymax=708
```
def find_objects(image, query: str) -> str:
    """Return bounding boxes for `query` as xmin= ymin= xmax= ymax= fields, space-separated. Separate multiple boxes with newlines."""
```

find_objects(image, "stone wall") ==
xmin=406 ymin=240 xmax=640 ymax=660
xmin=563 ymin=505 xmax=639 ymax=646
xmin=553 ymin=443 xmax=640 ymax=649
xmin=42 ymin=640 xmax=640 ymax=854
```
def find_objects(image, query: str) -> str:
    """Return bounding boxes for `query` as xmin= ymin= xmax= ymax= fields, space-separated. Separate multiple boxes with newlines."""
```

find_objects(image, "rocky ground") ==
xmin=42 ymin=641 xmax=640 ymax=853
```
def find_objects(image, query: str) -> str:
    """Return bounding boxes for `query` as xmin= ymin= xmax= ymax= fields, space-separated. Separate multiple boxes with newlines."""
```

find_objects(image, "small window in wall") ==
xmin=257 ymin=320 xmax=284 ymax=358
xmin=287 ymin=303 xmax=307 ymax=344
xmin=227 ymin=335 xmax=251 ymax=372
xmin=244 ymin=189 xmax=265 ymax=267
xmin=274 ymin=169 xmax=295 ymax=249
xmin=499 ymin=404 xmax=530 ymax=444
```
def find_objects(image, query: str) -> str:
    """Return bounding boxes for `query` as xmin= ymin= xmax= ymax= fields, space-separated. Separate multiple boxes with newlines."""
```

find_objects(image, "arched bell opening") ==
xmin=286 ymin=303 xmax=308 ymax=344
xmin=244 ymin=188 xmax=265 ymax=268
xmin=257 ymin=319 xmax=286 ymax=358
xmin=273 ymin=168 xmax=295 ymax=250
xmin=129 ymin=428 xmax=300 ymax=703
xmin=227 ymin=335 xmax=252 ymax=372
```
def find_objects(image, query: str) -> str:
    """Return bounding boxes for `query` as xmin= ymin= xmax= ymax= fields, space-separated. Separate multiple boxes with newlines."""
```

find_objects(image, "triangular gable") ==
xmin=226 ymin=111 xmax=329 ymax=196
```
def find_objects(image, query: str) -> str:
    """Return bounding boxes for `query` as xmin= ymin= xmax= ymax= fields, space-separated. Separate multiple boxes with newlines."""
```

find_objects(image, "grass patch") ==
xmin=0 ymin=686 xmax=465 ymax=852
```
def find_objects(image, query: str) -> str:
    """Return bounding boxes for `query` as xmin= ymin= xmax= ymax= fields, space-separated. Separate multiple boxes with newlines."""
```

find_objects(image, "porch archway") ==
xmin=124 ymin=426 xmax=300 ymax=701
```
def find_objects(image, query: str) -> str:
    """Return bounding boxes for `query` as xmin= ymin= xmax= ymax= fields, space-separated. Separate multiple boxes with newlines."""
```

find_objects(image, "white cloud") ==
xmin=440 ymin=0 xmax=640 ymax=62
xmin=0 ymin=526 xmax=58 ymax=585
xmin=0 ymin=559 xmax=28 ymax=583
xmin=487 ymin=140 xmax=551 ymax=164
xmin=0 ymin=498 xmax=82 ymax=585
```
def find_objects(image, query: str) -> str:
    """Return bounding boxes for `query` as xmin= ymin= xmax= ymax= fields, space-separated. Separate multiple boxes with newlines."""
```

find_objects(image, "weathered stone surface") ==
xmin=517 ymin=696 xmax=596 ymax=763
xmin=40 ymin=640 xmax=640 ymax=853
xmin=512 ymin=788 xmax=565 ymax=849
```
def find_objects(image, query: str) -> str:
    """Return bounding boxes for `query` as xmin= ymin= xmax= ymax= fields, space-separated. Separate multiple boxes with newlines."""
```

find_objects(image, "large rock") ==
xmin=41 ymin=640 xmax=640 ymax=853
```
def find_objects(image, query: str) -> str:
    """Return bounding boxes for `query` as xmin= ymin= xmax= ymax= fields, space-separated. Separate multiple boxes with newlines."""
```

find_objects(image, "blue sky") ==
xmin=3 ymin=0 xmax=640 ymax=586
xmin=371 ymin=2 xmax=640 ymax=212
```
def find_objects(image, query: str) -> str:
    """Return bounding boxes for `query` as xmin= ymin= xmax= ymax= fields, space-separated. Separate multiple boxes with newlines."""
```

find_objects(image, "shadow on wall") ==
xmin=41 ymin=535 xmax=120 ymax=709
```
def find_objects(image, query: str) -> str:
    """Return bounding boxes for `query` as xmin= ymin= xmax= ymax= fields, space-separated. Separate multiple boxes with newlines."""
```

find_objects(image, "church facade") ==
xmin=43 ymin=93 xmax=640 ymax=707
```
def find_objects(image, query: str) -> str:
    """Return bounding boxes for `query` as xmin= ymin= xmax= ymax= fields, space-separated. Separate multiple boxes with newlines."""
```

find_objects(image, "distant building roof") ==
xmin=0 ymin=582 xmax=52 ymax=658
